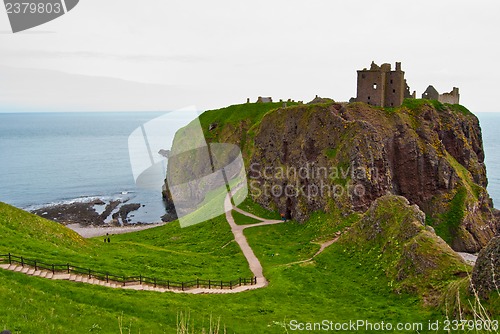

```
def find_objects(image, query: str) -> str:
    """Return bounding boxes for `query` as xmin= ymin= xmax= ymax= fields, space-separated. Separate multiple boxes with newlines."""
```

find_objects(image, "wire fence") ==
xmin=0 ymin=253 xmax=257 ymax=291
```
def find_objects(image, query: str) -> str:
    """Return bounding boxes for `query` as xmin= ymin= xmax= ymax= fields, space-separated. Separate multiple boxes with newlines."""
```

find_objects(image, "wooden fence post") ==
xmin=52 ymin=264 xmax=55 ymax=274
xmin=208 ymin=279 xmax=211 ymax=289
xmin=154 ymin=278 xmax=156 ymax=288
xmin=88 ymin=269 xmax=91 ymax=279
xmin=140 ymin=274 xmax=142 ymax=285
xmin=34 ymin=260 xmax=37 ymax=271
xmin=239 ymin=278 xmax=242 ymax=286
xmin=21 ymin=256 xmax=24 ymax=267
xmin=106 ymin=273 xmax=109 ymax=283
xmin=182 ymin=282 xmax=184 ymax=291
xmin=8 ymin=253 xmax=11 ymax=265
xmin=67 ymin=264 xmax=70 ymax=274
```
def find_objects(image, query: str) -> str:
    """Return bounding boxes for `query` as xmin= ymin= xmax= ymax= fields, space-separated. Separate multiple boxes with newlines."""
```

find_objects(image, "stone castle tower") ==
xmin=356 ymin=61 xmax=414 ymax=108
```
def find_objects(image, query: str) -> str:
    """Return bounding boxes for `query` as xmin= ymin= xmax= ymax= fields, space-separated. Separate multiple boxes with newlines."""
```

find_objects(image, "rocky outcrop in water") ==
xmin=32 ymin=200 xmax=142 ymax=226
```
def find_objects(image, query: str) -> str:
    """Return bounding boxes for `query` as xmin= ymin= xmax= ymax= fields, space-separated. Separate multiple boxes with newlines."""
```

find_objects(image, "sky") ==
xmin=0 ymin=0 xmax=499 ymax=112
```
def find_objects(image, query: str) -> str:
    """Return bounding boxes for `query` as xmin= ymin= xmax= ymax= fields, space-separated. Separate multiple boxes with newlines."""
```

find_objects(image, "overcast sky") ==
xmin=0 ymin=0 xmax=499 ymax=112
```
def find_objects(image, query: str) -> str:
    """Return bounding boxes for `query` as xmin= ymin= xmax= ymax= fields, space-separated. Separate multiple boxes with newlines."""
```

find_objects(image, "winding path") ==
xmin=224 ymin=189 xmax=283 ymax=289
xmin=280 ymin=232 xmax=343 ymax=267
xmin=0 ymin=188 xmax=336 ymax=294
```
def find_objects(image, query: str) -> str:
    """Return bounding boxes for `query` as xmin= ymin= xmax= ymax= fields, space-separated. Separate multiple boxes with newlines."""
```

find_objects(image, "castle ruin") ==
xmin=355 ymin=61 xmax=460 ymax=107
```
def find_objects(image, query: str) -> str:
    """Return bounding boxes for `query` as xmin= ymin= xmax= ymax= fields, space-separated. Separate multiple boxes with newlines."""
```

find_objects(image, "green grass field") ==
xmin=0 ymin=201 xmax=495 ymax=333
xmin=236 ymin=197 xmax=280 ymax=220
xmin=0 ymin=202 xmax=251 ymax=281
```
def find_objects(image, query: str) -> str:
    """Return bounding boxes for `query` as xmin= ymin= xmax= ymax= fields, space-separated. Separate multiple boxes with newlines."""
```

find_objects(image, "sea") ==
xmin=0 ymin=112 xmax=170 ymax=223
xmin=0 ymin=112 xmax=499 ymax=224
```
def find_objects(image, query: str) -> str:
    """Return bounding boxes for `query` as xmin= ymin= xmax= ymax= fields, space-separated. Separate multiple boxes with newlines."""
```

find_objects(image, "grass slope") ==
xmin=0 ymin=201 xmax=453 ymax=333
xmin=0 ymin=202 xmax=251 ymax=281
xmin=231 ymin=210 xmax=262 ymax=225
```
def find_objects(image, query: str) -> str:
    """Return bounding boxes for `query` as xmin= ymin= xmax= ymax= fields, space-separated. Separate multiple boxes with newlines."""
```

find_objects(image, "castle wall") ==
xmin=384 ymin=71 xmax=405 ymax=107
xmin=356 ymin=70 xmax=385 ymax=107
xmin=438 ymin=87 xmax=460 ymax=104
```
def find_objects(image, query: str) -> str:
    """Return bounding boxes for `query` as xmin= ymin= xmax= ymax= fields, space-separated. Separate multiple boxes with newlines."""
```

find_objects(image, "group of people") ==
xmin=103 ymin=233 xmax=111 ymax=243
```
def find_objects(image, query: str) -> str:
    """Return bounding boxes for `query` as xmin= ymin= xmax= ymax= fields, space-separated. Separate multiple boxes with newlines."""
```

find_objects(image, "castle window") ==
xmin=393 ymin=89 xmax=396 ymax=93
xmin=390 ymin=79 xmax=393 ymax=84
xmin=368 ymin=96 xmax=371 ymax=100
xmin=373 ymin=83 xmax=377 ymax=90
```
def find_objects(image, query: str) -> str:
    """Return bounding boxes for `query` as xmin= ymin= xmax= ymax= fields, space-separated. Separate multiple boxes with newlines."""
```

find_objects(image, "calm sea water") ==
xmin=0 ymin=112 xmax=499 ymax=223
xmin=477 ymin=113 xmax=500 ymax=207
xmin=0 ymin=112 xmax=169 ymax=223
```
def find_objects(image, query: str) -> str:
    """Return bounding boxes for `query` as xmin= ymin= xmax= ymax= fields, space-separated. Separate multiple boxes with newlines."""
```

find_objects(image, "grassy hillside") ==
xmin=342 ymin=196 xmax=469 ymax=297
xmin=0 ymin=202 xmax=251 ymax=281
xmin=0 ymin=200 xmax=450 ymax=333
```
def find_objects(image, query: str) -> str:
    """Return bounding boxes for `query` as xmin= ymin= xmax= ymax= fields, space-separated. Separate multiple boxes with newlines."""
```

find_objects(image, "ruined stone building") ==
xmin=256 ymin=96 xmax=273 ymax=103
xmin=355 ymin=61 xmax=415 ymax=108
xmin=246 ymin=97 xmax=274 ymax=103
xmin=355 ymin=61 xmax=460 ymax=107
xmin=422 ymin=85 xmax=460 ymax=104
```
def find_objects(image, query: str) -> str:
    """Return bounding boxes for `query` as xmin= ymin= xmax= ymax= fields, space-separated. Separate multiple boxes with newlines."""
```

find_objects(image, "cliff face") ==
xmin=165 ymin=100 xmax=498 ymax=252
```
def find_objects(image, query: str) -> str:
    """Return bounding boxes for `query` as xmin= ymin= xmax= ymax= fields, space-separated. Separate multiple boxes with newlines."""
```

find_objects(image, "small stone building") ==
xmin=257 ymin=96 xmax=273 ymax=103
xmin=422 ymin=85 xmax=440 ymax=100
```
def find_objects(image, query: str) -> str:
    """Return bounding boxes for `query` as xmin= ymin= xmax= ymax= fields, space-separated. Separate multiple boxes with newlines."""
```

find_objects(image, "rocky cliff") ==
xmin=164 ymin=100 xmax=498 ymax=252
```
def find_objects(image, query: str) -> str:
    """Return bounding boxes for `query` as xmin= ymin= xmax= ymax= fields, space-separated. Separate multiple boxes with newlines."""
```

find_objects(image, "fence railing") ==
xmin=0 ymin=253 xmax=257 ymax=291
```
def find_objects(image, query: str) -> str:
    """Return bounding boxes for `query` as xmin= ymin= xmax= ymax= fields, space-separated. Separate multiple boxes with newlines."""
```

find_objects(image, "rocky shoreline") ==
xmin=31 ymin=199 xmax=149 ymax=227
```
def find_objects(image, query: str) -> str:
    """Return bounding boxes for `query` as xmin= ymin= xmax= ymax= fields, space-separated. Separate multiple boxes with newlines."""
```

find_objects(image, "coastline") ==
xmin=66 ymin=222 xmax=166 ymax=238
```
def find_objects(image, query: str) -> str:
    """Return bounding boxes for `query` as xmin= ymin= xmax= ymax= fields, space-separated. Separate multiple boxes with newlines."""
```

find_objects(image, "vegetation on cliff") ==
xmin=168 ymin=99 xmax=498 ymax=253
xmin=342 ymin=195 xmax=468 ymax=300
